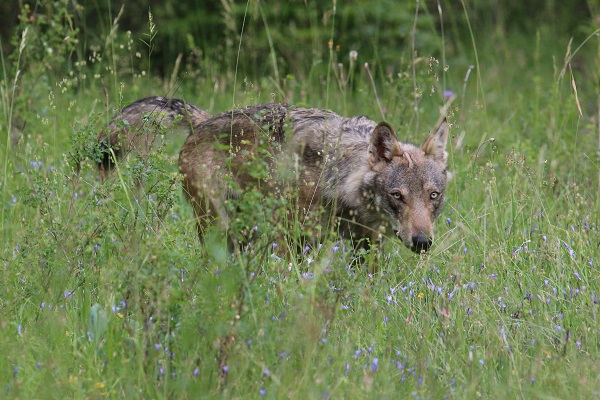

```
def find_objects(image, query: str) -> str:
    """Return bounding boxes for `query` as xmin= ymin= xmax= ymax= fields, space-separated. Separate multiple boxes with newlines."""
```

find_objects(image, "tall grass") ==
xmin=1 ymin=1 xmax=599 ymax=398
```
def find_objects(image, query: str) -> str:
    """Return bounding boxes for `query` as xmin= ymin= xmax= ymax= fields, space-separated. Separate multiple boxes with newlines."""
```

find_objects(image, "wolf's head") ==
xmin=367 ymin=119 xmax=450 ymax=253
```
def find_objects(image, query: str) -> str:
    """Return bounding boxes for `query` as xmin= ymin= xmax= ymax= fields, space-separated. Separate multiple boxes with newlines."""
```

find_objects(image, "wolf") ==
xmin=97 ymin=96 xmax=212 ymax=178
xmin=101 ymin=97 xmax=450 ymax=253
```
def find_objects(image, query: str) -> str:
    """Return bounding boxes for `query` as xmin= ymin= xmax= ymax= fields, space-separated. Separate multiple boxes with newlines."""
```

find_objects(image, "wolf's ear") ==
xmin=422 ymin=117 xmax=449 ymax=165
xmin=369 ymin=122 xmax=402 ymax=165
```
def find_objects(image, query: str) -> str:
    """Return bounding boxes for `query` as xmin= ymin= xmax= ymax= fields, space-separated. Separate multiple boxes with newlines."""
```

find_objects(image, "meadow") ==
xmin=1 ymin=1 xmax=599 ymax=398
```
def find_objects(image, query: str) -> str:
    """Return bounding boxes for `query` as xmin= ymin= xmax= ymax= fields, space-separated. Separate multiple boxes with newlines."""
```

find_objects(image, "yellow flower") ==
xmin=96 ymin=382 xmax=106 ymax=390
xmin=417 ymin=292 xmax=425 ymax=300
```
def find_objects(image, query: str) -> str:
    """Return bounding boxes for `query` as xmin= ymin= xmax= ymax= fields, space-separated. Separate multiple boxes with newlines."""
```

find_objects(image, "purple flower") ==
xmin=371 ymin=358 xmax=379 ymax=372
xmin=222 ymin=365 xmax=229 ymax=373
xmin=193 ymin=367 xmax=199 ymax=377
xmin=263 ymin=368 xmax=270 ymax=376
xmin=260 ymin=388 xmax=266 ymax=396
xmin=574 ymin=271 xmax=581 ymax=280
xmin=443 ymin=90 xmax=455 ymax=99
xmin=345 ymin=363 xmax=350 ymax=376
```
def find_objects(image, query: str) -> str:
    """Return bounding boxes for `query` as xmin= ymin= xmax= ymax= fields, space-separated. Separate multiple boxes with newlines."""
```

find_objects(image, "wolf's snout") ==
xmin=411 ymin=233 xmax=432 ymax=253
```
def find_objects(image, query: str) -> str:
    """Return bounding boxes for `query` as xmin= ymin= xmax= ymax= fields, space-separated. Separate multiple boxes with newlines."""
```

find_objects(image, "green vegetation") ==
xmin=1 ymin=1 xmax=599 ymax=398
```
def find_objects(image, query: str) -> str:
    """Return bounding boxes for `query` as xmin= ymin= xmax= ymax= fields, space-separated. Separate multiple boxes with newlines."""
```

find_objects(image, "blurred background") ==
xmin=1 ymin=0 xmax=596 ymax=81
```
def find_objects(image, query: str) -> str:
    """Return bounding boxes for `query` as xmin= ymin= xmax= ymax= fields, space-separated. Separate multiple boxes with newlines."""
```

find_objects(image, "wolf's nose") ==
xmin=411 ymin=234 xmax=432 ymax=253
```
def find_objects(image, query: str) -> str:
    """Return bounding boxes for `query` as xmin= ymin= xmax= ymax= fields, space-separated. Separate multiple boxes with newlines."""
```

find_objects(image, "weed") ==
xmin=1 ymin=1 xmax=599 ymax=398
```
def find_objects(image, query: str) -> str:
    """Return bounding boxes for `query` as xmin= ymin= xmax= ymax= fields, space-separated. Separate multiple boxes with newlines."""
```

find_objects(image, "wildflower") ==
xmin=371 ymin=358 xmax=379 ymax=372
xmin=446 ymin=217 xmax=451 ymax=226
xmin=222 ymin=365 xmax=228 ymax=373
xmin=263 ymin=368 xmax=270 ymax=376
xmin=349 ymin=50 xmax=358 ymax=61
xmin=345 ymin=363 xmax=350 ymax=376
xmin=259 ymin=388 xmax=266 ymax=396
xmin=443 ymin=89 xmax=455 ymax=99
xmin=193 ymin=368 xmax=199 ymax=377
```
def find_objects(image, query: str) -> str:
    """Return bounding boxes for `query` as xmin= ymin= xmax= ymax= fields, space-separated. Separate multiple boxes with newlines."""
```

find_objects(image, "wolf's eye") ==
xmin=390 ymin=191 xmax=403 ymax=201
xmin=430 ymin=191 xmax=440 ymax=199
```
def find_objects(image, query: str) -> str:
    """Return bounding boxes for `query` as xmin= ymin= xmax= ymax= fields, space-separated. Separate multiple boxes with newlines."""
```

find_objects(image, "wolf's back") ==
xmin=98 ymin=96 xmax=211 ymax=172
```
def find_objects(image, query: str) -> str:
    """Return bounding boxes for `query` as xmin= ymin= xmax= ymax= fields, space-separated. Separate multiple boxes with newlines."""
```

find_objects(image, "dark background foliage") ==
xmin=1 ymin=0 xmax=595 ymax=79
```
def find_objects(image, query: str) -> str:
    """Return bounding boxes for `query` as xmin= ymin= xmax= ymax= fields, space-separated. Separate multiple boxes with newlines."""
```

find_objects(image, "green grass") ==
xmin=1 ymin=2 xmax=599 ymax=399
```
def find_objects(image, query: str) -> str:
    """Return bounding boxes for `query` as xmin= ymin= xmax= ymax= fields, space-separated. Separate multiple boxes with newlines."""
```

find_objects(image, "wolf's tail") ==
xmin=98 ymin=96 xmax=211 ymax=175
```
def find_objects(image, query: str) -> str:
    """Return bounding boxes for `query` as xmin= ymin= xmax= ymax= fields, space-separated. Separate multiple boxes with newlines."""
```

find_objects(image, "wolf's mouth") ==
xmin=395 ymin=231 xmax=432 ymax=253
